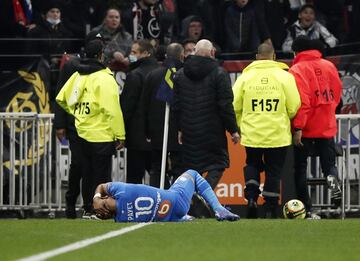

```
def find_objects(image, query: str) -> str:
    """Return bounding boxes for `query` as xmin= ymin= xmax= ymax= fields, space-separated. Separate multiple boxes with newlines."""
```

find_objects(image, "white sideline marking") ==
xmin=17 ymin=223 xmax=152 ymax=261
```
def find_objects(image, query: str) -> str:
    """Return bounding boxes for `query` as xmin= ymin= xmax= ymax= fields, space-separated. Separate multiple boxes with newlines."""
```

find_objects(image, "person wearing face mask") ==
xmin=120 ymin=40 xmax=159 ymax=185
xmin=282 ymin=4 xmax=338 ymax=52
xmin=26 ymin=1 xmax=73 ymax=64
xmin=86 ymin=8 xmax=133 ymax=68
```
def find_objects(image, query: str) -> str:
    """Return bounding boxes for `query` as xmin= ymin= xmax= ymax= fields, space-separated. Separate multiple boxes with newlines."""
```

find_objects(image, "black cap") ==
xmin=292 ymin=35 xmax=325 ymax=53
xmin=85 ymin=39 xmax=104 ymax=58
xmin=43 ymin=0 xmax=62 ymax=14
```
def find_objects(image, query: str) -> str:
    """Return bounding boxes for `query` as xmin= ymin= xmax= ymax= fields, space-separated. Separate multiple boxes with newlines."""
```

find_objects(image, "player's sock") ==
xmin=188 ymin=170 xmax=223 ymax=212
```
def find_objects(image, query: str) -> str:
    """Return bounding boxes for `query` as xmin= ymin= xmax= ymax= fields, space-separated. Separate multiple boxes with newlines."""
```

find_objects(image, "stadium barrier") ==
xmin=0 ymin=112 xmax=127 ymax=215
xmin=0 ymin=113 xmax=55 ymax=213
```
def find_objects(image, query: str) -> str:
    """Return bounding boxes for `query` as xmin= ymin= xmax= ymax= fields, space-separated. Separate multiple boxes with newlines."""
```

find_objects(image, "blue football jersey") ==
xmin=107 ymin=182 xmax=180 ymax=222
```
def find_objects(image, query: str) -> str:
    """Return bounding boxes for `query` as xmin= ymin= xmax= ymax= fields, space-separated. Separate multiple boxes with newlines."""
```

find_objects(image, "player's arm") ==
xmin=93 ymin=183 xmax=111 ymax=216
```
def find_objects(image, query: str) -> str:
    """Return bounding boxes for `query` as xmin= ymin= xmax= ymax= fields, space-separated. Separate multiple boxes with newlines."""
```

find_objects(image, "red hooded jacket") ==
xmin=289 ymin=50 xmax=342 ymax=138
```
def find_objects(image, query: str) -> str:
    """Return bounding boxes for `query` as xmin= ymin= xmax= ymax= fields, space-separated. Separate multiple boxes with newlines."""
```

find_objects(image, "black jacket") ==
xmin=54 ymin=58 xmax=106 ymax=137
xmin=224 ymin=3 xmax=270 ymax=52
xmin=142 ymin=58 xmax=182 ymax=151
xmin=173 ymin=55 xmax=238 ymax=173
xmin=26 ymin=19 xmax=73 ymax=55
xmin=120 ymin=56 xmax=159 ymax=150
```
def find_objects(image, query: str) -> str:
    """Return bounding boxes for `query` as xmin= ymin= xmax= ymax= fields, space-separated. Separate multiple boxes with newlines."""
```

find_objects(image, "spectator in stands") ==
xmin=0 ymin=0 xmax=36 ymax=37
xmin=182 ymin=39 xmax=196 ymax=58
xmin=289 ymin=36 xmax=342 ymax=219
xmin=120 ymin=40 xmax=159 ymax=184
xmin=122 ymin=0 xmax=176 ymax=45
xmin=224 ymin=0 xmax=272 ymax=53
xmin=26 ymin=1 xmax=73 ymax=64
xmin=232 ymin=43 xmax=301 ymax=218
xmin=142 ymin=43 xmax=185 ymax=188
xmin=282 ymin=4 xmax=338 ymax=52
xmin=263 ymin=0 xmax=288 ymax=50
xmin=345 ymin=0 xmax=360 ymax=42
xmin=179 ymin=16 xmax=205 ymax=43
xmin=93 ymin=169 xmax=239 ymax=222
xmin=57 ymin=0 xmax=107 ymax=38
xmin=86 ymin=8 xmax=133 ymax=69
xmin=56 ymin=39 xmax=126 ymax=219
xmin=173 ymin=39 xmax=240 ymax=193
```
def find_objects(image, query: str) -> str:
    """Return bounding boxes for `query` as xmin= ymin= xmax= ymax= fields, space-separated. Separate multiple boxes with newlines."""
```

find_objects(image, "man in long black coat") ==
xmin=120 ymin=39 xmax=159 ymax=184
xmin=142 ymin=43 xmax=185 ymax=188
xmin=173 ymin=39 xmax=240 ymax=189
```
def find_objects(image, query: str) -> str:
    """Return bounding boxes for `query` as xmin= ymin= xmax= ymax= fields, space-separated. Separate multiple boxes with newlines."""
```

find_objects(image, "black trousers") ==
xmin=205 ymin=168 xmax=224 ymax=189
xmin=244 ymin=146 xmax=288 ymax=206
xmin=294 ymin=138 xmax=339 ymax=211
xmin=65 ymin=133 xmax=82 ymax=207
xmin=126 ymin=149 xmax=152 ymax=184
xmin=149 ymin=150 xmax=184 ymax=189
xmin=79 ymin=138 xmax=114 ymax=212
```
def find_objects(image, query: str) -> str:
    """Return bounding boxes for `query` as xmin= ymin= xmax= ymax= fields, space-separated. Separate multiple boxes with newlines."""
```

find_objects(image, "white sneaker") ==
xmin=306 ymin=212 xmax=321 ymax=220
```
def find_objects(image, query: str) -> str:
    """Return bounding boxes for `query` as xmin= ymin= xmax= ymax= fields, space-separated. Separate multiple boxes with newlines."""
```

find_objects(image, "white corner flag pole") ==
xmin=160 ymin=102 xmax=170 ymax=189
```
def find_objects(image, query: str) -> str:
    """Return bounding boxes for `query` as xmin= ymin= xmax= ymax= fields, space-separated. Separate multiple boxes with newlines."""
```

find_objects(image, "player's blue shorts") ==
xmin=168 ymin=170 xmax=197 ymax=220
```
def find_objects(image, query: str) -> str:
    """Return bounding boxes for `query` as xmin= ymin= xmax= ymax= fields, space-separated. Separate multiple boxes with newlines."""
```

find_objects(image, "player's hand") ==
xmin=293 ymin=130 xmax=303 ymax=146
xmin=56 ymin=128 xmax=66 ymax=142
xmin=231 ymin=132 xmax=240 ymax=144
xmin=93 ymin=197 xmax=110 ymax=217
xmin=115 ymin=140 xmax=125 ymax=150
xmin=178 ymin=131 xmax=183 ymax=145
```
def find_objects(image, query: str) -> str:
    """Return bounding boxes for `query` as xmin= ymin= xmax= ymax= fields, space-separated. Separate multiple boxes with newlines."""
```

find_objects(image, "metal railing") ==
xmin=0 ymin=113 xmax=54 ymax=212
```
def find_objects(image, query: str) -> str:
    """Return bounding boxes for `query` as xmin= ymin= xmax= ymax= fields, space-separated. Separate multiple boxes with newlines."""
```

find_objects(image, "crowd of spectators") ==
xmin=1 ymin=0 xmax=359 ymax=58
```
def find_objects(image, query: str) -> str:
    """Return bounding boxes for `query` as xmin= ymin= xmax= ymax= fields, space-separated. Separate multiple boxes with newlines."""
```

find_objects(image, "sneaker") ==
xmin=247 ymin=198 xmax=258 ymax=219
xmin=215 ymin=207 xmax=240 ymax=221
xmin=326 ymin=175 xmax=342 ymax=206
xmin=306 ymin=212 xmax=321 ymax=220
xmin=180 ymin=215 xmax=195 ymax=222
xmin=82 ymin=211 xmax=93 ymax=220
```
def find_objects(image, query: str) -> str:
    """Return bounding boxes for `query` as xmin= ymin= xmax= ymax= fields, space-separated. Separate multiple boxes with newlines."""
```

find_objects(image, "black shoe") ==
xmin=327 ymin=175 xmax=342 ymax=206
xmin=65 ymin=206 xmax=77 ymax=219
xmin=264 ymin=205 xmax=278 ymax=219
xmin=247 ymin=198 xmax=258 ymax=219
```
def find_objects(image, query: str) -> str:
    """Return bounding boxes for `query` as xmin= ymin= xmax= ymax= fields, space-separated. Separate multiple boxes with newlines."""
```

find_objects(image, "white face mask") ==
xmin=129 ymin=54 xmax=138 ymax=63
xmin=46 ymin=18 xmax=61 ymax=26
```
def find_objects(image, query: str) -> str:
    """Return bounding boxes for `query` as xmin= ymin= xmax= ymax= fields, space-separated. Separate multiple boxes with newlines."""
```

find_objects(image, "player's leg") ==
xmin=178 ymin=169 xmax=240 ymax=221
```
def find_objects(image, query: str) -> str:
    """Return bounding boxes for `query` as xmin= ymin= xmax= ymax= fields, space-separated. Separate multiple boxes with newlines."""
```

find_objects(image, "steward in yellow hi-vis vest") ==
xmin=56 ymin=64 xmax=125 ymax=143
xmin=232 ymin=43 xmax=301 ymax=219
xmin=233 ymin=54 xmax=300 ymax=148
xmin=56 ymin=39 xmax=126 ymax=217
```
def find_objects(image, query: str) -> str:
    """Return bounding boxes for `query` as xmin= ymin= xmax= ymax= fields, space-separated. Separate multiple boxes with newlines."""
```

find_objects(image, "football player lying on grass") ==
xmin=93 ymin=169 xmax=240 ymax=222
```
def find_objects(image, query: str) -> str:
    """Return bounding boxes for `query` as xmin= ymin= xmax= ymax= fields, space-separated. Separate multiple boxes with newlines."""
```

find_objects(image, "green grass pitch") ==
xmin=1 ymin=219 xmax=360 ymax=261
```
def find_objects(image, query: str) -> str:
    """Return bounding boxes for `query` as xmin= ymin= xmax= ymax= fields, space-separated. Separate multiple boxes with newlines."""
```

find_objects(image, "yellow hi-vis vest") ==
xmin=233 ymin=60 xmax=301 ymax=148
xmin=56 ymin=68 xmax=125 ymax=142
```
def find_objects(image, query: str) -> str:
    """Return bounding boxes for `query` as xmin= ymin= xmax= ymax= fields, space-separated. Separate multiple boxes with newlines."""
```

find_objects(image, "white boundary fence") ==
xmin=0 ymin=113 xmax=54 ymax=211
xmin=1 ymin=113 xmax=360 ymax=218
xmin=0 ymin=112 xmax=127 ymax=214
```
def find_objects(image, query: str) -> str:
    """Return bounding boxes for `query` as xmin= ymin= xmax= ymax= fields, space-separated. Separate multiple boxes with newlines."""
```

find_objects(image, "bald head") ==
xmin=256 ymin=43 xmax=275 ymax=60
xmin=166 ymin=43 xmax=184 ymax=62
xmin=194 ymin=39 xmax=215 ymax=58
